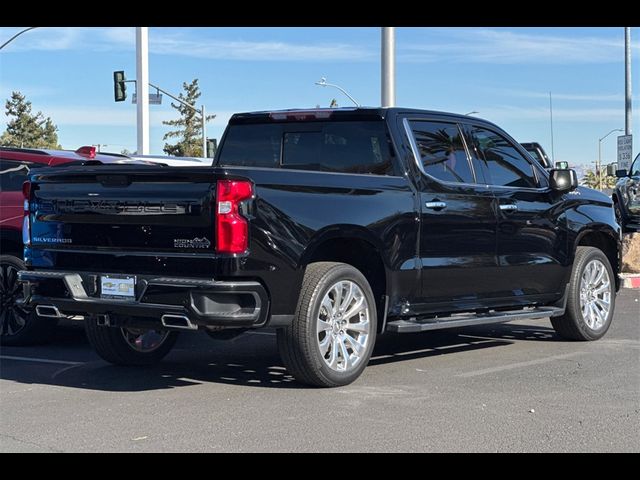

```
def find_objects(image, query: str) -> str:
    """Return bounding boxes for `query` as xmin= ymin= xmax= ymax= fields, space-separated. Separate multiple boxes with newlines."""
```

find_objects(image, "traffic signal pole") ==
xmin=147 ymin=83 xmax=213 ymax=159
xmin=136 ymin=27 xmax=150 ymax=155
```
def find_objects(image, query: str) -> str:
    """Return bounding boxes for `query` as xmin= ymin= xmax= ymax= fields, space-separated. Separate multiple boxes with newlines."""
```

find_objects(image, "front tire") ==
xmin=277 ymin=262 xmax=377 ymax=387
xmin=85 ymin=316 xmax=178 ymax=365
xmin=0 ymin=255 xmax=57 ymax=346
xmin=613 ymin=200 xmax=627 ymax=232
xmin=551 ymin=247 xmax=615 ymax=341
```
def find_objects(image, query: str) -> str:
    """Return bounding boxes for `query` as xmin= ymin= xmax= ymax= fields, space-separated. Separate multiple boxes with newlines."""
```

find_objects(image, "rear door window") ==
xmin=409 ymin=121 xmax=475 ymax=184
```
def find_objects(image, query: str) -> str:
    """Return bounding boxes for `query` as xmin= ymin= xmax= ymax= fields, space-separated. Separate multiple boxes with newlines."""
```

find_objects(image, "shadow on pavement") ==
xmin=1 ymin=321 xmax=560 ymax=392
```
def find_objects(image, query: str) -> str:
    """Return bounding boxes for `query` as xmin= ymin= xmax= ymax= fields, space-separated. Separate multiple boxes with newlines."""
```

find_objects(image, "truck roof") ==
xmin=229 ymin=107 xmax=496 ymax=126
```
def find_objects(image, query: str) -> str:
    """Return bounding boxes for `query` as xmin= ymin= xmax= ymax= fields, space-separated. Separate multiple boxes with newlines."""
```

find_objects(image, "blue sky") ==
xmin=0 ymin=26 xmax=638 ymax=168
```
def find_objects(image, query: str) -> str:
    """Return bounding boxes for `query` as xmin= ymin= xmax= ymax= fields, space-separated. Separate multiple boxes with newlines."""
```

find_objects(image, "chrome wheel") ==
xmin=317 ymin=280 xmax=371 ymax=373
xmin=579 ymin=259 xmax=612 ymax=330
xmin=0 ymin=262 xmax=29 ymax=337
xmin=121 ymin=328 xmax=170 ymax=353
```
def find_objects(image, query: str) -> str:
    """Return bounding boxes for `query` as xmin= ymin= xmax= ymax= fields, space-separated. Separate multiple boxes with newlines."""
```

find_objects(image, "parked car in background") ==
xmin=0 ymin=146 xmax=137 ymax=345
xmin=521 ymin=142 xmax=552 ymax=169
xmin=613 ymin=152 xmax=640 ymax=231
xmin=19 ymin=108 xmax=621 ymax=387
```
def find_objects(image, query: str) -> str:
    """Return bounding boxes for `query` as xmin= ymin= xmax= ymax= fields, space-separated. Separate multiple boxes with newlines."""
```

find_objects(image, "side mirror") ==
xmin=555 ymin=161 xmax=569 ymax=170
xmin=615 ymin=169 xmax=628 ymax=178
xmin=550 ymin=168 xmax=578 ymax=192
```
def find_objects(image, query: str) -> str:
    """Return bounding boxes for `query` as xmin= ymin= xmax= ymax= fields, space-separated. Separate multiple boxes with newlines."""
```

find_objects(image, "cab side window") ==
xmin=410 ymin=121 xmax=475 ymax=184
xmin=467 ymin=127 xmax=538 ymax=188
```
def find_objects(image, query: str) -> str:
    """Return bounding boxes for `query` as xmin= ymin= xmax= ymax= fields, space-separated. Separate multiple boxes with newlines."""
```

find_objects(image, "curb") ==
xmin=620 ymin=274 xmax=640 ymax=289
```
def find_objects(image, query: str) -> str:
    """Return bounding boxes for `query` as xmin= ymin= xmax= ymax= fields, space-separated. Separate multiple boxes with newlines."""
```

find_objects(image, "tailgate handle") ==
xmin=97 ymin=175 xmax=131 ymax=187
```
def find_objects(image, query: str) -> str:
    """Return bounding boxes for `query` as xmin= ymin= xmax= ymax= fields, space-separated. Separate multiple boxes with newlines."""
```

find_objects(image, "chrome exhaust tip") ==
xmin=35 ymin=305 xmax=63 ymax=318
xmin=161 ymin=314 xmax=197 ymax=331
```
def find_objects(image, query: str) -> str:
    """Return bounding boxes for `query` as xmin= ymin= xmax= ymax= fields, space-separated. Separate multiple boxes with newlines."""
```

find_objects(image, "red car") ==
xmin=0 ymin=146 xmax=134 ymax=345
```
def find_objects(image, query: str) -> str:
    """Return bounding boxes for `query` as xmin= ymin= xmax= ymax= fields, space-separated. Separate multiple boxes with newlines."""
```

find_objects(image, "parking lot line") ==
xmin=456 ymin=351 xmax=585 ymax=378
xmin=0 ymin=355 xmax=83 ymax=366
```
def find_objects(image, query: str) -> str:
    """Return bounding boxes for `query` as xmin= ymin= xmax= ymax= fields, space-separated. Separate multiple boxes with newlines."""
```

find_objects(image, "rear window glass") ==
xmin=218 ymin=121 xmax=395 ymax=175
xmin=0 ymin=159 xmax=31 ymax=192
xmin=217 ymin=124 xmax=282 ymax=168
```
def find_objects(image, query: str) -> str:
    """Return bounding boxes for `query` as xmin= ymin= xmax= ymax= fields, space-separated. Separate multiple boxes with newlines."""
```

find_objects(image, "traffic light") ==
xmin=113 ymin=71 xmax=126 ymax=102
xmin=207 ymin=138 xmax=218 ymax=158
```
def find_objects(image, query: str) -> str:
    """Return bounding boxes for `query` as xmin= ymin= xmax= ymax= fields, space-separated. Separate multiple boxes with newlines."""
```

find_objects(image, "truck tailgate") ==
xmin=29 ymin=167 xmax=217 ymax=253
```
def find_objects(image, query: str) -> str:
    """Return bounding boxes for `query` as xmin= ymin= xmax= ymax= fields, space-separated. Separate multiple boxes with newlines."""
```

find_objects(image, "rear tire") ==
xmin=0 ymin=255 xmax=57 ymax=346
xmin=277 ymin=262 xmax=377 ymax=387
xmin=551 ymin=247 xmax=615 ymax=341
xmin=85 ymin=316 xmax=178 ymax=365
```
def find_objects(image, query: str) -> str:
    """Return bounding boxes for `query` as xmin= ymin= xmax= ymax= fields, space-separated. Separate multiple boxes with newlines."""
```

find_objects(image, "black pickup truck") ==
xmin=18 ymin=108 xmax=621 ymax=387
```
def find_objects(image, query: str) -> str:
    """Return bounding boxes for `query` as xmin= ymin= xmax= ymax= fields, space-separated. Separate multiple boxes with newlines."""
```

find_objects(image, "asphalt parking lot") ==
xmin=1 ymin=289 xmax=638 ymax=452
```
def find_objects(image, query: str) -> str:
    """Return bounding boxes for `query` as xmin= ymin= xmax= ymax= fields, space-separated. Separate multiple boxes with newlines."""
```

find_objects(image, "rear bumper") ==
xmin=18 ymin=270 xmax=272 ymax=328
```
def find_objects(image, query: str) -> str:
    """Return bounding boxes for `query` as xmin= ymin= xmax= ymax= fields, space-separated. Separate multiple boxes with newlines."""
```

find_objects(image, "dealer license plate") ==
xmin=100 ymin=275 xmax=136 ymax=300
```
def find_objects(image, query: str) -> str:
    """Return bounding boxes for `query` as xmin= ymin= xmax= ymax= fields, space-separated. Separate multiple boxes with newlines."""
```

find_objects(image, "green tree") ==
xmin=162 ymin=79 xmax=214 ymax=157
xmin=582 ymin=169 xmax=616 ymax=190
xmin=0 ymin=91 xmax=61 ymax=149
xmin=582 ymin=169 xmax=599 ymax=189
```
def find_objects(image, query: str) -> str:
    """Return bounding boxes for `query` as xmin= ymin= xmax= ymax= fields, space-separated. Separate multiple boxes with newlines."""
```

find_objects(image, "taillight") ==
xmin=22 ymin=181 xmax=31 ymax=246
xmin=216 ymin=180 xmax=253 ymax=254
xmin=269 ymin=110 xmax=333 ymax=121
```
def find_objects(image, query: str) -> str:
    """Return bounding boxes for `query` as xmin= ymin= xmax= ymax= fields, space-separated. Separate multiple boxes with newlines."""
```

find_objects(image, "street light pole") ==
xmin=0 ymin=27 xmax=38 ymax=51
xmin=136 ymin=27 xmax=150 ymax=155
xmin=381 ymin=27 xmax=396 ymax=107
xmin=598 ymin=128 xmax=624 ymax=190
xmin=314 ymin=77 xmax=360 ymax=107
xmin=625 ymin=27 xmax=632 ymax=137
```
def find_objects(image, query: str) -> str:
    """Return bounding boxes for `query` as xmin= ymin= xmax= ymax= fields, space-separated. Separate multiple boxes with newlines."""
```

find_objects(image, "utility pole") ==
xmin=136 ymin=27 xmax=150 ymax=155
xmin=201 ymin=104 xmax=207 ymax=159
xmin=625 ymin=27 xmax=632 ymax=137
xmin=381 ymin=27 xmax=396 ymax=107
xmin=549 ymin=92 xmax=555 ymax=163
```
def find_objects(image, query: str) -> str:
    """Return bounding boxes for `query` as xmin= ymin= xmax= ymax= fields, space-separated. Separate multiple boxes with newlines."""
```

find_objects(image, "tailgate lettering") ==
xmin=39 ymin=199 xmax=189 ymax=215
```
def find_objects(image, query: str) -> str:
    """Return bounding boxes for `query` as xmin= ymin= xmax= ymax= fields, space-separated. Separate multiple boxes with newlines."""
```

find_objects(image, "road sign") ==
xmin=131 ymin=93 xmax=163 ymax=105
xmin=617 ymin=134 xmax=633 ymax=170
